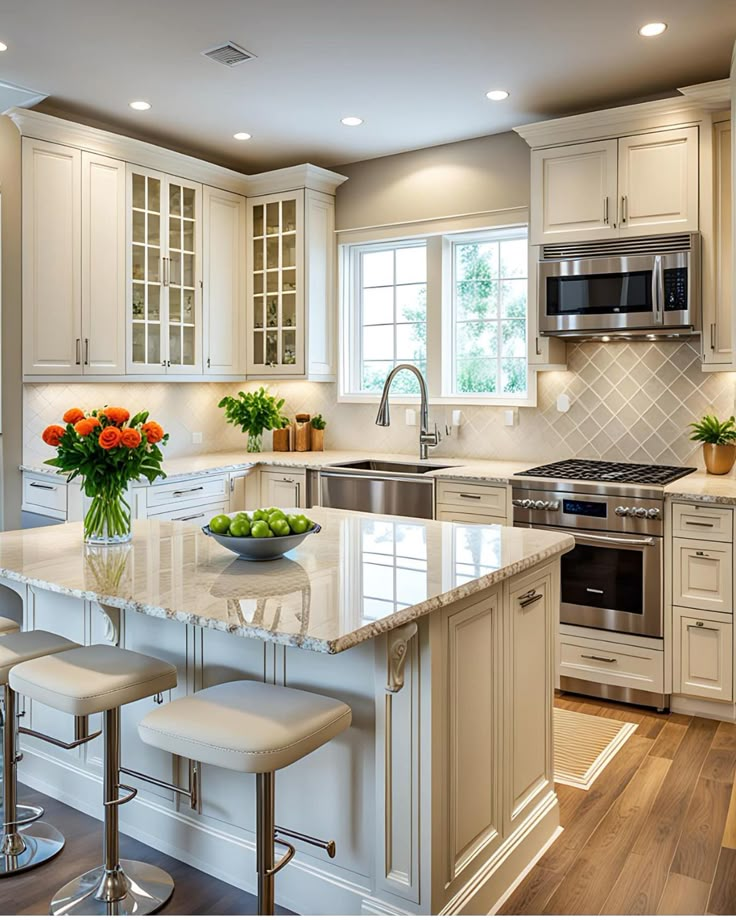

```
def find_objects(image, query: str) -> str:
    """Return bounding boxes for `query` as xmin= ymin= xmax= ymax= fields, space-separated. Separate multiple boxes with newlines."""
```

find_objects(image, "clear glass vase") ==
xmin=84 ymin=487 xmax=132 ymax=545
xmin=247 ymin=432 xmax=263 ymax=453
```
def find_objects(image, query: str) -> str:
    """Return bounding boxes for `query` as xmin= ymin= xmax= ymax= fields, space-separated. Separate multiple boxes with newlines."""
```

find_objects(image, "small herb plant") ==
xmin=218 ymin=388 xmax=285 ymax=452
xmin=689 ymin=414 xmax=736 ymax=445
xmin=311 ymin=414 xmax=327 ymax=430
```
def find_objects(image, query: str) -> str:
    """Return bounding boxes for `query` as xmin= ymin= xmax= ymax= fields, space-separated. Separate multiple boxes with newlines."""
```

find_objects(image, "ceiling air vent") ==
xmin=201 ymin=41 xmax=256 ymax=67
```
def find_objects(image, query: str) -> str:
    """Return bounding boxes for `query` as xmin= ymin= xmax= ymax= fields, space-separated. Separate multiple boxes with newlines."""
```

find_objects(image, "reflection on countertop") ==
xmin=0 ymin=509 xmax=573 ymax=653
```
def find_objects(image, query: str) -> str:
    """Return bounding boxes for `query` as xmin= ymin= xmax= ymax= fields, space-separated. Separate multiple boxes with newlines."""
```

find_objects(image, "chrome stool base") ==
xmin=0 ymin=820 xmax=64 ymax=875
xmin=1 ymin=802 xmax=45 ymax=827
xmin=50 ymin=859 xmax=175 ymax=916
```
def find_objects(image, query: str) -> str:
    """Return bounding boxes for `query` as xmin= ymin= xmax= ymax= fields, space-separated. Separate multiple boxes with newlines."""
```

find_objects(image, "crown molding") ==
xmin=514 ymin=79 xmax=731 ymax=149
xmin=6 ymin=108 xmax=347 ymax=197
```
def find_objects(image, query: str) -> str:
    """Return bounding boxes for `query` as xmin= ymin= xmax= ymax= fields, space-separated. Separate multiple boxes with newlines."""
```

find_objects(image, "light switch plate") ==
xmin=405 ymin=409 xmax=416 ymax=426
xmin=504 ymin=409 xmax=517 ymax=427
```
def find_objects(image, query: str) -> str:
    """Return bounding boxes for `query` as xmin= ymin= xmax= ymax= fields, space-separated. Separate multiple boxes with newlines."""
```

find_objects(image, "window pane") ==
xmin=501 ymin=319 xmax=526 ymax=357
xmin=395 ymin=246 xmax=426 ymax=284
xmin=362 ymin=250 xmax=394 ymax=287
xmin=500 ymin=238 xmax=528 ymax=278
xmin=456 ymin=280 xmax=498 ymax=320
xmin=501 ymin=279 xmax=527 ymax=318
xmin=396 ymin=284 xmax=426 ymax=323
xmin=455 ymin=241 xmax=498 ymax=281
xmin=396 ymin=323 xmax=426 ymax=361
xmin=384 ymin=363 xmax=425 ymax=395
xmin=502 ymin=358 xmax=526 ymax=394
xmin=363 ymin=324 xmax=394 ymax=361
xmin=363 ymin=287 xmax=393 ymax=325
xmin=456 ymin=321 xmax=498 ymax=359
xmin=456 ymin=358 xmax=498 ymax=394
xmin=362 ymin=360 xmax=394 ymax=392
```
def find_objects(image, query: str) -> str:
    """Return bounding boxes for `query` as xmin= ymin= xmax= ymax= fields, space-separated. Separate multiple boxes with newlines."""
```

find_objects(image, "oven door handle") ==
xmin=653 ymin=254 xmax=664 ymax=325
xmin=563 ymin=530 xmax=655 ymax=547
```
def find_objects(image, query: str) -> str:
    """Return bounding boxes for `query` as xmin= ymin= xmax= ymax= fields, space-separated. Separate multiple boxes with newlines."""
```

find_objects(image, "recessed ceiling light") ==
xmin=129 ymin=100 xmax=151 ymax=111
xmin=638 ymin=22 xmax=667 ymax=37
xmin=233 ymin=132 xmax=252 ymax=141
xmin=341 ymin=116 xmax=363 ymax=127
xmin=486 ymin=89 xmax=509 ymax=101
xmin=0 ymin=42 xmax=8 ymax=52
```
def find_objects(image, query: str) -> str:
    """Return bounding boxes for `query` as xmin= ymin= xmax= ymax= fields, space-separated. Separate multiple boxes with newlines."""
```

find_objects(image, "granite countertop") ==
xmin=664 ymin=469 xmax=736 ymax=506
xmin=0 ymin=510 xmax=573 ymax=654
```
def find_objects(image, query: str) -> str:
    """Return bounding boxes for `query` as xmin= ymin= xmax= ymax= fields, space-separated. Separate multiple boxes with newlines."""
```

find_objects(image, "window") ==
xmin=451 ymin=231 xmax=528 ymax=397
xmin=357 ymin=242 xmax=427 ymax=394
xmin=341 ymin=224 xmax=531 ymax=404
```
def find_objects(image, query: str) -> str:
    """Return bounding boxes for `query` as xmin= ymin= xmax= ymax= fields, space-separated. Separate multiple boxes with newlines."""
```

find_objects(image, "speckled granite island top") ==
xmin=0 ymin=509 xmax=573 ymax=654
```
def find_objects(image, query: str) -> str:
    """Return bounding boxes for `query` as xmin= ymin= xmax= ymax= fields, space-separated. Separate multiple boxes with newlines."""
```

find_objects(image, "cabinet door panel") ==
xmin=618 ymin=127 xmax=699 ymax=235
xmin=703 ymin=121 xmax=732 ymax=366
xmin=203 ymin=186 xmax=246 ymax=375
xmin=675 ymin=610 xmax=733 ymax=702
xmin=82 ymin=152 xmax=126 ymax=374
xmin=673 ymin=538 xmax=733 ymax=614
xmin=531 ymin=139 xmax=617 ymax=244
xmin=165 ymin=175 xmax=203 ymax=374
xmin=23 ymin=139 xmax=81 ymax=374
xmin=261 ymin=470 xmax=306 ymax=508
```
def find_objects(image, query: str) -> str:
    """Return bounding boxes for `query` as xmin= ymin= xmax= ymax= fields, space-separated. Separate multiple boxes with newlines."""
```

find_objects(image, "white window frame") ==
xmin=338 ymin=208 xmax=538 ymax=407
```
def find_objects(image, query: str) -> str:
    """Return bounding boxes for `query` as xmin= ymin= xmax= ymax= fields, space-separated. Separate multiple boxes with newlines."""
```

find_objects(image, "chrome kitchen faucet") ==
xmin=375 ymin=363 xmax=441 ymax=460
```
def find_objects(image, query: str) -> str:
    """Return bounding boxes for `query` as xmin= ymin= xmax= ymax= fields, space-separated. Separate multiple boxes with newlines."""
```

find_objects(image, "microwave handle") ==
xmin=653 ymin=255 xmax=664 ymax=325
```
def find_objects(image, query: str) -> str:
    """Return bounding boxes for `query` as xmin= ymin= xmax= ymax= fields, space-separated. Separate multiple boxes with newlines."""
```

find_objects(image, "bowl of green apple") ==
xmin=202 ymin=508 xmax=320 ymax=561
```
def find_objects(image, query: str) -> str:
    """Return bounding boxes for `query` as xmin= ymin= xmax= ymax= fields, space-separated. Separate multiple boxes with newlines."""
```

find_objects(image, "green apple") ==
xmin=250 ymin=520 xmax=271 ymax=539
xmin=252 ymin=509 xmax=270 ymax=522
xmin=268 ymin=510 xmax=286 ymax=525
xmin=209 ymin=514 xmax=231 ymax=535
xmin=271 ymin=518 xmax=291 ymax=537
xmin=229 ymin=518 xmax=251 ymax=538
xmin=290 ymin=515 xmax=310 ymax=534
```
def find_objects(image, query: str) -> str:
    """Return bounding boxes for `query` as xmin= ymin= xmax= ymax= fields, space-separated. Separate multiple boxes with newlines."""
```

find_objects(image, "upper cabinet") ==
xmin=246 ymin=188 xmax=336 ymax=380
xmin=530 ymin=126 xmax=699 ymax=245
xmin=703 ymin=120 xmax=732 ymax=368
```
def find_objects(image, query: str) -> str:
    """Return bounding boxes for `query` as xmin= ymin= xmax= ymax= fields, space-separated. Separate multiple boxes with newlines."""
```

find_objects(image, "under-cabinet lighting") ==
xmin=638 ymin=22 xmax=667 ymax=37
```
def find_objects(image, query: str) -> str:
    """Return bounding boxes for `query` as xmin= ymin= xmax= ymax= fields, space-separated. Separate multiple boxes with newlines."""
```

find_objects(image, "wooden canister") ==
xmin=293 ymin=414 xmax=311 ymax=451
xmin=311 ymin=428 xmax=324 ymax=451
xmin=272 ymin=426 xmax=291 ymax=452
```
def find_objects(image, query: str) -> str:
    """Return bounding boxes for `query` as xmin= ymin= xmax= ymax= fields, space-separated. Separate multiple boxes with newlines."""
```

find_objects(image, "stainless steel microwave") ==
xmin=538 ymin=233 xmax=700 ymax=338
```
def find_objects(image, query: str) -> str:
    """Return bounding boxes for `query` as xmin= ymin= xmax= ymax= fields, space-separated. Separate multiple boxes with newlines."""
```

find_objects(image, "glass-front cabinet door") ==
xmin=247 ymin=191 xmax=305 ymax=376
xmin=127 ymin=166 xmax=202 ymax=374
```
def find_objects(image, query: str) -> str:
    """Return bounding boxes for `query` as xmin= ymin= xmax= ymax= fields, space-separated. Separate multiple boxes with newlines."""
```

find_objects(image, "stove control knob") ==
xmin=512 ymin=499 xmax=524 ymax=507
xmin=646 ymin=508 xmax=660 ymax=519
xmin=520 ymin=499 xmax=532 ymax=509
xmin=534 ymin=500 xmax=547 ymax=510
xmin=615 ymin=506 xmax=629 ymax=517
xmin=633 ymin=507 xmax=647 ymax=518
xmin=549 ymin=501 xmax=560 ymax=511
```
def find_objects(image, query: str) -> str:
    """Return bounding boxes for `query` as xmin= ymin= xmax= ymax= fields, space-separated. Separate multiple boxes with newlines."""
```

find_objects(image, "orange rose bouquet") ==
xmin=43 ymin=407 xmax=169 ymax=544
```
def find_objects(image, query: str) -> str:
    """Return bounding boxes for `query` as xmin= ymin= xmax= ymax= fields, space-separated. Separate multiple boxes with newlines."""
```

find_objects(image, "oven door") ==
xmin=529 ymin=524 xmax=663 ymax=638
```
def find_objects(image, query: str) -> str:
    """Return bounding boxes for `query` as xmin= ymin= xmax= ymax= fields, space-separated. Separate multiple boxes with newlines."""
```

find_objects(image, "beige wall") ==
xmin=0 ymin=116 xmax=22 ymax=529
xmin=335 ymin=131 xmax=530 ymax=230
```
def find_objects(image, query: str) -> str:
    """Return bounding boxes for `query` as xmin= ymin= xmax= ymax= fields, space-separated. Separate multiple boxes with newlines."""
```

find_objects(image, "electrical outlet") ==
xmin=556 ymin=395 xmax=571 ymax=413
xmin=192 ymin=432 xmax=203 ymax=445
xmin=405 ymin=409 xmax=417 ymax=427
xmin=503 ymin=409 xmax=517 ymax=427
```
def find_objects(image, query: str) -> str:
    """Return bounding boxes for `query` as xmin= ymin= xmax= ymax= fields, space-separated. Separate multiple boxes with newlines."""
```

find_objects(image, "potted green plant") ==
xmin=311 ymin=414 xmax=326 ymax=451
xmin=218 ymin=388 xmax=285 ymax=453
xmin=689 ymin=414 xmax=736 ymax=475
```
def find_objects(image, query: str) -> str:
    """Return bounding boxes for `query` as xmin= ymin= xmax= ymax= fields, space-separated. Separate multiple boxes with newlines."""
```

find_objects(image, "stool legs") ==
xmin=256 ymin=772 xmax=276 ymax=915
xmin=50 ymin=708 xmax=175 ymax=916
xmin=0 ymin=685 xmax=64 ymax=875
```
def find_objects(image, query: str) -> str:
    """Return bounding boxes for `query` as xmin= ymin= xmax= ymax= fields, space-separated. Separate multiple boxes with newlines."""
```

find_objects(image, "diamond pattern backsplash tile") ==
xmin=23 ymin=342 xmax=736 ymax=469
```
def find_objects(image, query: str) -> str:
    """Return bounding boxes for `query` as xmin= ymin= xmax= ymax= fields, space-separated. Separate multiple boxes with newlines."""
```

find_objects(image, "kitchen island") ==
xmin=0 ymin=510 xmax=573 ymax=915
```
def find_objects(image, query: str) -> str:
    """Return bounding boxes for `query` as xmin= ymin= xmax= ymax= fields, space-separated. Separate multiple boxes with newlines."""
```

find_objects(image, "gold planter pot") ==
xmin=702 ymin=443 xmax=736 ymax=475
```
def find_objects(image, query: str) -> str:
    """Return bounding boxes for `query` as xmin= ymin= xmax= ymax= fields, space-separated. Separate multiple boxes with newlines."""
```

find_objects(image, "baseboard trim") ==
xmin=670 ymin=694 xmax=736 ymax=723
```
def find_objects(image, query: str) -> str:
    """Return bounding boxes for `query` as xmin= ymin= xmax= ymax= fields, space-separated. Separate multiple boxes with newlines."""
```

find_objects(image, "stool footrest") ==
xmin=103 ymin=783 xmax=137 ymax=808
xmin=120 ymin=761 xmax=198 ymax=809
xmin=274 ymin=824 xmax=337 ymax=859
xmin=20 ymin=725 xmax=101 ymax=751
xmin=267 ymin=838 xmax=296 ymax=877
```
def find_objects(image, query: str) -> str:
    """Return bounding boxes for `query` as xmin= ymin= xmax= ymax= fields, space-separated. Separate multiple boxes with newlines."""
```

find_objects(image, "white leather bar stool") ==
xmin=0 ymin=629 xmax=80 ymax=874
xmin=138 ymin=680 xmax=352 ymax=915
xmin=10 ymin=643 xmax=178 ymax=915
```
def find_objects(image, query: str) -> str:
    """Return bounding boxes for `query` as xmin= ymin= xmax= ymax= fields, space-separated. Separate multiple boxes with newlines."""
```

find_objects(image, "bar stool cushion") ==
xmin=138 ymin=680 xmax=352 ymax=773
xmin=9 ymin=643 xmax=177 ymax=716
xmin=0 ymin=630 xmax=79 ymax=685
xmin=0 ymin=616 xmax=20 ymax=636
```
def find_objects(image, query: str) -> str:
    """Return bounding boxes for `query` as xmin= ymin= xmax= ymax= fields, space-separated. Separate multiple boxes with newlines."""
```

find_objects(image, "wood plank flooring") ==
xmin=1 ymin=783 xmax=293 ymax=915
xmin=500 ymin=694 xmax=736 ymax=916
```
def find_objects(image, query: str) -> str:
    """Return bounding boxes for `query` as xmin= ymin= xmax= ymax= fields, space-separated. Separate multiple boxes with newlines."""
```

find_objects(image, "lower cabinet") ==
xmin=672 ymin=537 xmax=733 ymax=614
xmin=435 ymin=480 xmax=510 ymax=525
xmin=260 ymin=467 xmax=307 ymax=508
xmin=673 ymin=607 xmax=734 ymax=702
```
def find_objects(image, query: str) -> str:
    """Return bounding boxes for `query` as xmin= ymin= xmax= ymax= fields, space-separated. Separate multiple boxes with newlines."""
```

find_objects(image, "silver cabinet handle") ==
xmin=562 ymin=530 xmax=655 ymax=547
xmin=75 ymin=338 xmax=81 ymax=366
xmin=684 ymin=519 xmax=714 ymax=527
xmin=175 ymin=512 xmax=205 ymax=522
xmin=688 ymin=622 xmax=717 ymax=631
xmin=586 ymin=587 xmax=604 ymax=595
xmin=603 ymin=196 xmax=609 ymax=224
xmin=711 ymin=323 xmax=717 ymax=351
xmin=172 ymin=486 xmax=205 ymax=497
xmin=295 ymin=481 xmax=301 ymax=507
xmin=581 ymin=654 xmax=617 ymax=663
xmin=281 ymin=477 xmax=295 ymax=483
xmin=694 ymin=550 xmax=711 ymax=558
xmin=519 ymin=589 xmax=543 ymax=608
xmin=29 ymin=482 xmax=56 ymax=491
xmin=84 ymin=338 xmax=90 ymax=366
xmin=162 ymin=256 xmax=170 ymax=287
xmin=535 ymin=336 xmax=542 ymax=356
xmin=459 ymin=493 xmax=482 ymax=500
xmin=621 ymin=195 xmax=627 ymax=224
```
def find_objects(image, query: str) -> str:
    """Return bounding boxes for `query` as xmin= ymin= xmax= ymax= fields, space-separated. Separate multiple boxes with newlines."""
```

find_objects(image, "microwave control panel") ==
xmin=663 ymin=267 xmax=688 ymax=311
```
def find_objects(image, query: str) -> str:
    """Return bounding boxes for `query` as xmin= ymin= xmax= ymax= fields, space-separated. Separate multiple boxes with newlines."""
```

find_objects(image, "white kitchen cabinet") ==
xmin=674 ymin=608 xmax=733 ymax=702
xmin=246 ymin=189 xmax=335 ymax=380
xmin=703 ymin=120 xmax=732 ymax=367
xmin=530 ymin=128 xmax=699 ymax=245
xmin=203 ymin=186 xmax=246 ymax=376
xmin=435 ymin=480 xmax=510 ymax=524
xmin=617 ymin=127 xmax=699 ymax=236
xmin=22 ymin=139 xmax=82 ymax=375
xmin=672 ymin=537 xmax=733 ymax=614
xmin=260 ymin=468 xmax=307 ymax=508
xmin=127 ymin=166 xmax=203 ymax=375
xmin=530 ymin=139 xmax=618 ymax=245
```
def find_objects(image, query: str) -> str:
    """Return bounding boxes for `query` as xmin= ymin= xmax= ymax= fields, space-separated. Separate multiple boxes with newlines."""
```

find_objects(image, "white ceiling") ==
xmin=1 ymin=0 xmax=735 ymax=173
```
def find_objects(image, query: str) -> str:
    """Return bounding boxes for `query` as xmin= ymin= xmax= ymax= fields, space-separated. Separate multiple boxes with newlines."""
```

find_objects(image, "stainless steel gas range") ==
xmin=512 ymin=459 xmax=696 ymax=706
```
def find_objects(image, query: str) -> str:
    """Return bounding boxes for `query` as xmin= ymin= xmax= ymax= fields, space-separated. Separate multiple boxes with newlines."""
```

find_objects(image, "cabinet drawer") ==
xmin=559 ymin=636 xmax=664 ymax=694
xmin=672 ymin=537 xmax=733 ymax=614
xmin=674 ymin=607 xmax=733 ymax=702
xmin=145 ymin=475 xmax=228 ymax=510
xmin=22 ymin=474 xmax=67 ymax=518
xmin=435 ymin=481 xmax=508 ymax=517
xmin=672 ymin=503 xmax=733 ymax=543
xmin=147 ymin=501 xmax=228 ymax=524
xmin=435 ymin=507 xmax=506 ymax=526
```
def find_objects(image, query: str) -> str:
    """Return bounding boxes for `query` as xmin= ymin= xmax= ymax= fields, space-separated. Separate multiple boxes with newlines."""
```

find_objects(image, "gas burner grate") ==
xmin=516 ymin=459 xmax=696 ymax=486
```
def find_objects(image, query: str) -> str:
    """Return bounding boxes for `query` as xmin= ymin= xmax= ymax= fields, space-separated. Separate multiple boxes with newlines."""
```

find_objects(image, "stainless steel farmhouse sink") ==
xmin=317 ymin=459 xmax=456 ymax=519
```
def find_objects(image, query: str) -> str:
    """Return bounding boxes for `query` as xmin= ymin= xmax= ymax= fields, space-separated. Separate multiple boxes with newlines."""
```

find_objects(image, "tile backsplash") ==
xmin=23 ymin=342 xmax=736 ymax=469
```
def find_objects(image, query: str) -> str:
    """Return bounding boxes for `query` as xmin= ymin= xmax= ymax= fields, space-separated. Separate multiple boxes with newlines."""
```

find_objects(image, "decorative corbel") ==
xmin=98 ymin=603 xmax=122 ymax=645
xmin=386 ymin=622 xmax=418 ymax=693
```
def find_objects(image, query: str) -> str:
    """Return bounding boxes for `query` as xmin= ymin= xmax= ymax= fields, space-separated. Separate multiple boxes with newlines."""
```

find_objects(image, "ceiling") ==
xmin=1 ymin=0 xmax=735 ymax=173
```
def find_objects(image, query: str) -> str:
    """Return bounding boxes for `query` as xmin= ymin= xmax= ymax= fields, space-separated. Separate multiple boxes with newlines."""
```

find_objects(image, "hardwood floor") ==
xmin=500 ymin=694 xmax=736 ymax=916
xmin=1 ymin=783 xmax=293 ymax=915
